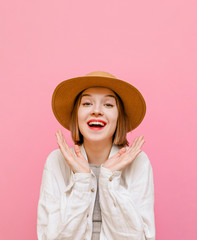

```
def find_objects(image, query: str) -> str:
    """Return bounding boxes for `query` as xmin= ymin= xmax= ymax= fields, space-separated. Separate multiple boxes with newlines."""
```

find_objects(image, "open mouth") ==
xmin=87 ymin=120 xmax=107 ymax=130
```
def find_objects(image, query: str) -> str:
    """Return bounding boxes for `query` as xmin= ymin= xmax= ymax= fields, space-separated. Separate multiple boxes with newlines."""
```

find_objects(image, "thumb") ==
xmin=118 ymin=147 xmax=127 ymax=156
xmin=74 ymin=145 xmax=84 ymax=159
xmin=111 ymin=147 xmax=127 ymax=159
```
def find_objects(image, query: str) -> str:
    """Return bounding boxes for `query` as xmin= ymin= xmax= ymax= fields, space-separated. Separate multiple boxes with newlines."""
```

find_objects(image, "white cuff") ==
xmin=99 ymin=165 xmax=121 ymax=189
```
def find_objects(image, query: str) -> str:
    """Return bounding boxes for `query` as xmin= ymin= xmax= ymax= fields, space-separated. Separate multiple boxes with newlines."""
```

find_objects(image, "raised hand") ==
xmin=103 ymin=136 xmax=145 ymax=172
xmin=55 ymin=129 xmax=90 ymax=173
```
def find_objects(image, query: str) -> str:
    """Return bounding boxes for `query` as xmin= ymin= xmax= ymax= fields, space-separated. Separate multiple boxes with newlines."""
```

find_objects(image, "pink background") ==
xmin=1 ymin=0 xmax=197 ymax=239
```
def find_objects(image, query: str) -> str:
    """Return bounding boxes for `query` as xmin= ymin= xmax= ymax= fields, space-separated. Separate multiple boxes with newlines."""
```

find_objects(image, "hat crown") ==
xmin=52 ymin=71 xmax=146 ymax=132
xmin=85 ymin=71 xmax=117 ymax=79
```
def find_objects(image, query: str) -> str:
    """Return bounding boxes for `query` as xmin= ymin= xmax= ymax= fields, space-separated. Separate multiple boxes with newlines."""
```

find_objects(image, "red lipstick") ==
xmin=87 ymin=119 xmax=107 ymax=131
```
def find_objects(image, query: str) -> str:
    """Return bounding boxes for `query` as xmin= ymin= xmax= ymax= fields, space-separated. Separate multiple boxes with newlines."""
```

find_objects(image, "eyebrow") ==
xmin=81 ymin=94 xmax=116 ymax=99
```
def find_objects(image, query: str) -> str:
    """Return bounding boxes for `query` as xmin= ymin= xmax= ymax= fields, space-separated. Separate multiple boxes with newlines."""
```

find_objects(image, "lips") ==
xmin=87 ymin=119 xmax=107 ymax=130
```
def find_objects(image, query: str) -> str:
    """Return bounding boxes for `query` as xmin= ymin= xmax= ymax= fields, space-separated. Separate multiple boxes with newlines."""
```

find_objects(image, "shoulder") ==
xmin=133 ymin=150 xmax=151 ymax=168
xmin=125 ymin=146 xmax=151 ymax=166
xmin=112 ymin=145 xmax=152 ymax=169
xmin=123 ymin=149 xmax=153 ymax=178
xmin=44 ymin=148 xmax=71 ymax=172
xmin=40 ymin=149 xmax=75 ymax=196
xmin=120 ymin=150 xmax=154 ymax=193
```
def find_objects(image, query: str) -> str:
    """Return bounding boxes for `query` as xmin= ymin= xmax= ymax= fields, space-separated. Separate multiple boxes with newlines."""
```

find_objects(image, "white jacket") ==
xmin=37 ymin=144 xmax=155 ymax=240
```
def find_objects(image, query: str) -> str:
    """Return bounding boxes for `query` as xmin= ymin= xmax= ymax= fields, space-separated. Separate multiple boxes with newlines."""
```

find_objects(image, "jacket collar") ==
xmin=64 ymin=144 xmax=121 ymax=193
xmin=80 ymin=143 xmax=121 ymax=162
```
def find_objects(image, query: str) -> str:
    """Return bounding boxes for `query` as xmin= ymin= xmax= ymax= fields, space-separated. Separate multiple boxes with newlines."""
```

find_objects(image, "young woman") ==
xmin=37 ymin=71 xmax=155 ymax=240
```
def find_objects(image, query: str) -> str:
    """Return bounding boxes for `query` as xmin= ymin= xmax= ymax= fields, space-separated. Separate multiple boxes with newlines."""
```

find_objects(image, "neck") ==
xmin=83 ymin=139 xmax=113 ymax=165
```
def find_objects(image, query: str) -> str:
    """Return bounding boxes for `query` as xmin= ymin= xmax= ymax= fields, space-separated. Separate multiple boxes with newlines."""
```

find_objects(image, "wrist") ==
xmin=73 ymin=167 xmax=90 ymax=174
xmin=102 ymin=163 xmax=116 ymax=172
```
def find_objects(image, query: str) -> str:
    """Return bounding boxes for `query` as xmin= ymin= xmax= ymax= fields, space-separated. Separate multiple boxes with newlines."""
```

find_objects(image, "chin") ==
xmin=83 ymin=134 xmax=114 ymax=144
xmin=80 ymin=126 xmax=116 ymax=143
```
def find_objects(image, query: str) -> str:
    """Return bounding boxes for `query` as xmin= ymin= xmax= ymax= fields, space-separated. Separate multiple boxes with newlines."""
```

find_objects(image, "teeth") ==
xmin=88 ymin=121 xmax=105 ymax=126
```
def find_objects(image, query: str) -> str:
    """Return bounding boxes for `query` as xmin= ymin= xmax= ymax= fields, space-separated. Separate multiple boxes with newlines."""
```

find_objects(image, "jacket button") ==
xmin=109 ymin=176 xmax=113 ymax=181
xmin=91 ymin=188 xmax=95 ymax=192
xmin=87 ymin=214 xmax=89 ymax=218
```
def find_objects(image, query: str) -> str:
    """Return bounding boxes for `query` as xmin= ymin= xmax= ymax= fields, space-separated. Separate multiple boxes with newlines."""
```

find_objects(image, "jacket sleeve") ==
xmin=37 ymin=151 xmax=93 ymax=240
xmin=99 ymin=151 xmax=155 ymax=240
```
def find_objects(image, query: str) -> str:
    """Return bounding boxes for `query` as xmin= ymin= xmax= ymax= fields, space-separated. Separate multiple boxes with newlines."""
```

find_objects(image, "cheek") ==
xmin=112 ymin=109 xmax=119 ymax=122
xmin=77 ymin=107 xmax=88 ymax=131
xmin=77 ymin=107 xmax=86 ymax=121
xmin=77 ymin=115 xmax=84 ymax=135
xmin=108 ymin=110 xmax=118 ymax=128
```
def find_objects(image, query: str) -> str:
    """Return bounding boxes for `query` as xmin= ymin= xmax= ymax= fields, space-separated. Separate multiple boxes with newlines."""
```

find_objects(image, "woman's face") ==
xmin=77 ymin=87 xmax=118 ymax=144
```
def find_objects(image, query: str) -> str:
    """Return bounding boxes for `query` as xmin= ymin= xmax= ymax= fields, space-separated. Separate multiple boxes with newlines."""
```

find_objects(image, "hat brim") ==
xmin=52 ymin=76 xmax=146 ymax=132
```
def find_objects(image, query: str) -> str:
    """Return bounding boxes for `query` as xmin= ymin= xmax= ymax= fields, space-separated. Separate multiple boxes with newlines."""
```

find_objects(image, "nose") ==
xmin=90 ymin=104 xmax=103 ymax=116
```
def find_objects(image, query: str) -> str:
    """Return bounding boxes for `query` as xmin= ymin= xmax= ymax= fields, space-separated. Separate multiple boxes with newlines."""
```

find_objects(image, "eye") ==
xmin=82 ymin=102 xmax=92 ymax=106
xmin=104 ymin=103 xmax=114 ymax=107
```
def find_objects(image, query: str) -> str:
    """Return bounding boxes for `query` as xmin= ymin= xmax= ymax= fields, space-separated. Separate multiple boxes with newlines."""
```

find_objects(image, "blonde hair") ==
xmin=70 ymin=90 xmax=129 ymax=147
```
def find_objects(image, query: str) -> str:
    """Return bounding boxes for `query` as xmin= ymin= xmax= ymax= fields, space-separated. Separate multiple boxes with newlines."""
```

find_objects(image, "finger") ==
xmin=129 ymin=136 xmax=142 ymax=150
xmin=132 ymin=135 xmax=142 ymax=147
xmin=55 ymin=129 xmax=61 ymax=141
xmin=136 ymin=138 xmax=145 ymax=150
xmin=134 ymin=136 xmax=145 ymax=150
xmin=74 ymin=144 xmax=81 ymax=154
xmin=109 ymin=147 xmax=127 ymax=161
xmin=56 ymin=129 xmax=64 ymax=144
xmin=133 ymin=135 xmax=144 ymax=149
xmin=131 ymin=140 xmax=145 ymax=159
xmin=121 ymin=147 xmax=143 ymax=170
xmin=136 ymin=135 xmax=144 ymax=144
xmin=55 ymin=131 xmax=63 ymax=148
xmin=118 ymin=147 xmax=127 ymax=155
xmin=134 ymin=149 xmax=143 ymax=158
xmin=55 ymin=131 xmax=84 ymax=173
xmin=55 ymin=130 xmax=73 ymax=162
xmin=57 ymin=129 xmax=66 ymax=145
xmin=74 ymin=145 xmax=85 ymax=160
xmin=56 ymin=130 xmax=69 ymax=150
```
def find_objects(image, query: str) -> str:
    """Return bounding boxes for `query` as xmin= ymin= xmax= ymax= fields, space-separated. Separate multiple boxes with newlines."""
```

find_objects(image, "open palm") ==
xmin=55 ymin=129 xmax=90 ymax=173
xmin=103 ymin=135 xmax=145 ymax=172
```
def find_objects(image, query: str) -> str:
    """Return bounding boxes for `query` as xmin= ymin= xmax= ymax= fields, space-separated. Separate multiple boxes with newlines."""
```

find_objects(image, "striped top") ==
xmin=90 ymin=164 xmax=101 ymax=240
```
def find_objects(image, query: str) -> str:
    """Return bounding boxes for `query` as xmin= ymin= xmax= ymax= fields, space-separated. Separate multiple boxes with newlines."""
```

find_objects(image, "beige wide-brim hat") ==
xmin=52 ymin=71 xmax=146 ymax=132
